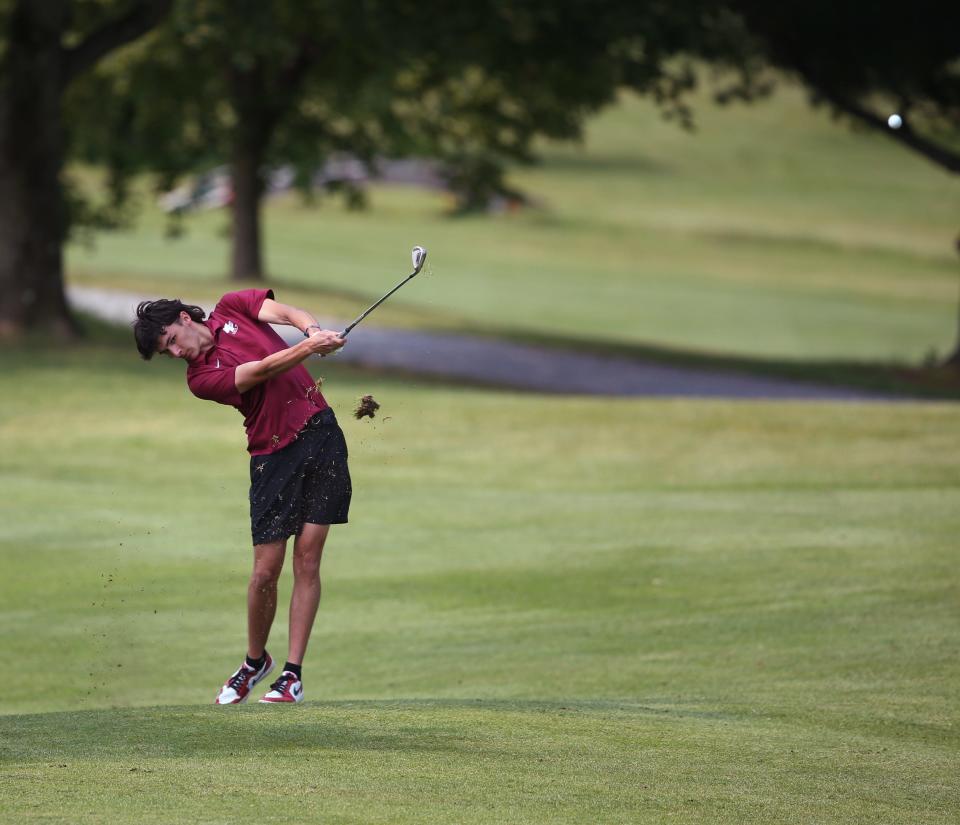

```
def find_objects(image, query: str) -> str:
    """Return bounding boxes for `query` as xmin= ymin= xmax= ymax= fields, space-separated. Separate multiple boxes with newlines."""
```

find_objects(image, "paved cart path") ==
xmin=69 ymin=285 xmax=881 ymax=400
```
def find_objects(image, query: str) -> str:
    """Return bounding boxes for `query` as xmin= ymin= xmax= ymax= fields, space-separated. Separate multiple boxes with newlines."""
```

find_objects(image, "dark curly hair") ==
xmin=134 ymin=299 xmax=206 ymax=360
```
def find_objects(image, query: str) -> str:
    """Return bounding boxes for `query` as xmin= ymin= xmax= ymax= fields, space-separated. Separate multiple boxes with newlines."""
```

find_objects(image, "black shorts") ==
xmin=249 ymin=408 xmax=352 ymax=544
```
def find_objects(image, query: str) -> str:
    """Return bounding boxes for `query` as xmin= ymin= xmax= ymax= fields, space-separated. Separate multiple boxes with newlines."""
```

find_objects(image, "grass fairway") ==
xmin=1 ymin=336 xmax=959 ymax=823
xmin=67 ymin=83 xmax=960 ymax=362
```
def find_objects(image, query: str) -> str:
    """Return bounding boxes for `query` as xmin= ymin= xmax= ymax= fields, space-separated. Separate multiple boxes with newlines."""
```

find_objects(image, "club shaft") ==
xmin=341 ymin=271 xmax=417 ymax=337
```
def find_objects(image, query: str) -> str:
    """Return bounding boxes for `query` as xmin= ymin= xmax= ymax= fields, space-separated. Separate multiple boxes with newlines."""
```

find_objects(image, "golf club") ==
xmin=341 ymin=245 xmax=428 ymax=338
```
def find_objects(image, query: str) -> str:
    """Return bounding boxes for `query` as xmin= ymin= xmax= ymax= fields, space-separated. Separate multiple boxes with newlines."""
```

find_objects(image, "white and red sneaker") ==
xmin=214 ymin=653 xmax=274 ymax=705
xmin=258 ymin=671 xmax=304 ymax=704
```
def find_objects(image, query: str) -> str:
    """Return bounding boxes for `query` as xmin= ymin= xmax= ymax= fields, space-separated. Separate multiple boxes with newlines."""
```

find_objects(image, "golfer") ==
xmin=134 ymin=289 xmax=349 ymax=704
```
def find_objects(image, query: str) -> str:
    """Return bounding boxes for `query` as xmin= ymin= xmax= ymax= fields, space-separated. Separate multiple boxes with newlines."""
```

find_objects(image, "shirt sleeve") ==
xmin=188 ymin=364 xmax=243 ymax=407
xmin=216 ymin=289 xmax=275 ymax=322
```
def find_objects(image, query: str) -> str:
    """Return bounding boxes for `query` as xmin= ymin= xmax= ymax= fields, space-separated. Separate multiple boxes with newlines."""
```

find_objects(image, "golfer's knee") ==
xmin=250 ymin=566 xmax=281 ymax=592
xmin=293 ymin=553 xmax=321 ymax=580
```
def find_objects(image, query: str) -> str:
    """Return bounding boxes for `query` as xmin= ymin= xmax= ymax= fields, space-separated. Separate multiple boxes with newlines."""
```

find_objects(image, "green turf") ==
xmin=67 ymin=82 xmax=960 ymax=362
xmin=1 ymin=334 xmax=958 ymax=823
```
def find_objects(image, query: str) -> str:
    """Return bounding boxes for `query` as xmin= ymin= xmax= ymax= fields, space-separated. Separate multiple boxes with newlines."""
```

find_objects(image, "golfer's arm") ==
xmin=258 ymin=298 xmax=318 ymax=334
xmin=234 ymin=339 xmax=316 ymax=393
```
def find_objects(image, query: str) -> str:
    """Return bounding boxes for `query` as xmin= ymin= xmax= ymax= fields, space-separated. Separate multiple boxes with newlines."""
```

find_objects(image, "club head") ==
xmin=411 ymin=245 xmax=427 ymax=274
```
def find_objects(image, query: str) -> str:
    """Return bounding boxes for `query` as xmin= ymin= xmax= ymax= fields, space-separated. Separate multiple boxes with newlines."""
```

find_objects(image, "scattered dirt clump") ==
xmin=354 ymin=395 xmax=380 ymax=420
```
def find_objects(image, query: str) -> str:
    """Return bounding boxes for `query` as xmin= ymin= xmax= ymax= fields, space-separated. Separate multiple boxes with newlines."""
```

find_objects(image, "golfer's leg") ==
xmin=288 ymin=522 xmax=329 ymax=665
xmin=248 ymin=539 xmax=286 ymax=658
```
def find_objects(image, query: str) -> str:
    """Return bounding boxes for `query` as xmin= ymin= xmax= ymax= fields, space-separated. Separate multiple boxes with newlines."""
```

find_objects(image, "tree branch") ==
xmin=267 ymin=40 xmax=318 ymax=121
xmin=813 ymin=85 xmax=960 ymax=175
xmin=231 ymin=41 xmax=319 ymax=136
xmin=62 ymin=0 xmax=172 ymax=86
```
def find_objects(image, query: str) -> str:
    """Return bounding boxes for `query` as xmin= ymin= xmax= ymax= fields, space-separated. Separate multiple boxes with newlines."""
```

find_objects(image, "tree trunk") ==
xmin=225 ymin=43 xmax=317 ymax=284
xmin=229 ymin=139 xmax=267 ymax=282
xmin=228 ymin=61 xmax=277 ymax=283
xmin=0 ymin=1 xmax=78 ymax=340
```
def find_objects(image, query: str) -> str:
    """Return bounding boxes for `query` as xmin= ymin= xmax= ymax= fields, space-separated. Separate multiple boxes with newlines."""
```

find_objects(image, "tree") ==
xmin=77 ymin=0 xmax=748 ymax=282
xmin=0 ymin=0 xmax=170 ymax=339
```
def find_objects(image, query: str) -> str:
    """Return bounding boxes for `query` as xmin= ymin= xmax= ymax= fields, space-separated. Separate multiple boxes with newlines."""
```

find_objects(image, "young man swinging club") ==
xmin=134 ymin=290 xmax=348 ymax=704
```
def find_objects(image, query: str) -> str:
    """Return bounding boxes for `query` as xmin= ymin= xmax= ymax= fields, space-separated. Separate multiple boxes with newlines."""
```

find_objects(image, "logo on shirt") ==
xmin=223 ymin=321 xmax=239 ymax=335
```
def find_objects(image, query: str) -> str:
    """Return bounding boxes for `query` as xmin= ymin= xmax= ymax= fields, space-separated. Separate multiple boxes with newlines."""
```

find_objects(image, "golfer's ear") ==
xmin=180 ymin=311 xmax=191 ymax=324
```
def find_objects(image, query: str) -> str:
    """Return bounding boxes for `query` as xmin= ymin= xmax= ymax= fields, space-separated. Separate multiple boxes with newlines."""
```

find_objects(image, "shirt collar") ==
xmin=192 ymin=318 xmax=223 ymax=365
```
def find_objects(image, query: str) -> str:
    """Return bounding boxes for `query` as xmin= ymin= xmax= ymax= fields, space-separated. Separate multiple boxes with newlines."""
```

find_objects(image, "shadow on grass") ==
xmin=538 ymin=152 xmax=672 ymax=176
xmin=1 ymin=696 xmax=952 ymax=764
xmin=0 ymin=698 xmax=726 ymax=763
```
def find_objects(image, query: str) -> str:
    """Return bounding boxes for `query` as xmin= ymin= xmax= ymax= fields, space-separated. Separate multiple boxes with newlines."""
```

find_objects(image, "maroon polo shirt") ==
xmin=186 ymin=289 xmax=328 ymax=455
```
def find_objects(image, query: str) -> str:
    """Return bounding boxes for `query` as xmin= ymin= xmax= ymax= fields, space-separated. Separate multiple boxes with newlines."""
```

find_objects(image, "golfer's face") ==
xmin=157 ymin=317 xmax=200 ymax=361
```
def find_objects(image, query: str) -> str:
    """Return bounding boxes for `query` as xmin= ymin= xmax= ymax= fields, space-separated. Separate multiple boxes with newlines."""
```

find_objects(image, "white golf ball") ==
xmin=887 ymin=113 xmax=902 ymax=129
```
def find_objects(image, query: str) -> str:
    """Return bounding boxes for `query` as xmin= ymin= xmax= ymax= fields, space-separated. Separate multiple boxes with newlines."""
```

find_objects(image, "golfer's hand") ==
xmin=306 ymin=329 xmax=345 ymax=356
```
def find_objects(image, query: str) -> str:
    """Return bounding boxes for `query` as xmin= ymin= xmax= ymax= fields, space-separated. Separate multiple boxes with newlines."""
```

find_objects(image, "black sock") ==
xmin=246 ymin=652 xmax=267 ymax=670
xmin=283 ymin=661 xmax=302 ymax=679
